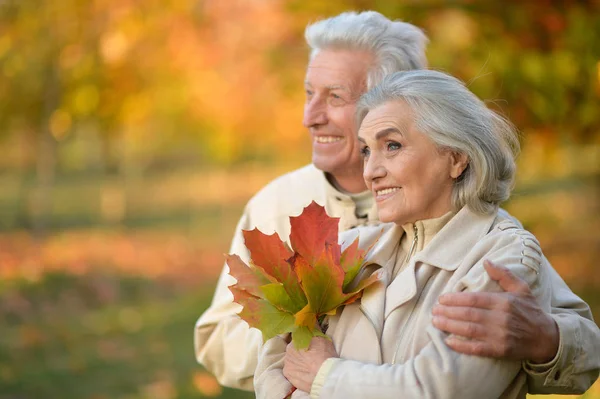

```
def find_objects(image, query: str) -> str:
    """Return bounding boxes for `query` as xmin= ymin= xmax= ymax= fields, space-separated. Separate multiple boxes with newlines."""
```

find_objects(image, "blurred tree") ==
xmin=0 ymin=0 xmax=599 ymax=231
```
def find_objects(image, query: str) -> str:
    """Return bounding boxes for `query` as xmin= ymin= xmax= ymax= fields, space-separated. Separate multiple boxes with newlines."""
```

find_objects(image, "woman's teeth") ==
xmin=377 ymin=188 xmax=399 ymax=196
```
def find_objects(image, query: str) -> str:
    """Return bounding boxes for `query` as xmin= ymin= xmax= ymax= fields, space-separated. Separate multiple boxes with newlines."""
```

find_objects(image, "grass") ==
xmin=0 ymin=271 xmax=255 ymax=399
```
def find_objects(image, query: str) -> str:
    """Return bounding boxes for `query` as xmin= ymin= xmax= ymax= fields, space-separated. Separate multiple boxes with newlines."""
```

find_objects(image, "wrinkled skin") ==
xmin=432 ymin=260 xmax=559 ymax=363
xmin=283 ymin=336 xmax=338 ymax=393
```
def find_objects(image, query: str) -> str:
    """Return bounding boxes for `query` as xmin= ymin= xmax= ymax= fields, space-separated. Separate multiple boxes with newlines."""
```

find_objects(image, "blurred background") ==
xmin=0 ymin=0 xmax=598 ymax=398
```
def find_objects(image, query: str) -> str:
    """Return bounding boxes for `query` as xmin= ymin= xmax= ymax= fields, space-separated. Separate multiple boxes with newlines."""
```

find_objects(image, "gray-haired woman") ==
xmin=254 ymin=69 xmax=553 ymax=399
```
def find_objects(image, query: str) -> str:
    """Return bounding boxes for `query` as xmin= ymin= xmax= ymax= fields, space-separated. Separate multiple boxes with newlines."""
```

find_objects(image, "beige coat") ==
xmin=255 ymin=207 xmax=595 ymax=398
xmin=196 ymin=164 xmax=600 ymax=393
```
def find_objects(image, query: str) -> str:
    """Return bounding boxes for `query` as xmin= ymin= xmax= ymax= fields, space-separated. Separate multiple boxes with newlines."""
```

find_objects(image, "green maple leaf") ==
xmin=230 ymin=286 xmax=296 ymax=341
xmin=227 ymin=201 xmax=383 ymax=349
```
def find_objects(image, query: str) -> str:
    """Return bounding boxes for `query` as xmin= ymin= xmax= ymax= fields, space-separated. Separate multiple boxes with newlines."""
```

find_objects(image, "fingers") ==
xmin=483 ymin=260 xmax=530 ymax=294
xmin=432 ymin=316 xmax=488 ymax=339
xmin=432 ymin=304 xmax=493 ymax=323
xmin=438 ymin=291 xmax=497 ymax=309
xmin=445 ymin=336 xmax=501 ymax=357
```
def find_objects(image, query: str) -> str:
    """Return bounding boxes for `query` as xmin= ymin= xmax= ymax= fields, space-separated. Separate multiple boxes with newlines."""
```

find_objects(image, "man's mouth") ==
xmin=314 ymin=136 xmax=343 ymax=144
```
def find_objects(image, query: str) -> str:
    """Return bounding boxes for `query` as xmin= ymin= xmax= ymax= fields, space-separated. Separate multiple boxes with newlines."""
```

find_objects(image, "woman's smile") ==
xmin=374 ymin=186 xmax=400 ymax=202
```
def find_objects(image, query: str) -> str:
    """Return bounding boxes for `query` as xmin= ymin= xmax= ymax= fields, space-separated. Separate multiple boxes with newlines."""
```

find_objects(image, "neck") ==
xmin=326 ymin=171 xmax=367 ymax=194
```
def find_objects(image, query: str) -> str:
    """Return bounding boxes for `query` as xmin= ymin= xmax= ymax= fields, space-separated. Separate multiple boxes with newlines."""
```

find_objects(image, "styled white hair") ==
xmin=356 ymin=70 xmax=520 ymax=215
xmin=305 ymin=11 xmax=428 ymax=89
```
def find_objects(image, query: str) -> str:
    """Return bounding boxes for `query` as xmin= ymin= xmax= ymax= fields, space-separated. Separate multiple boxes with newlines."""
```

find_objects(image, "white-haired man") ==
xmin=195 ymin=11 xmax=599 ymax=394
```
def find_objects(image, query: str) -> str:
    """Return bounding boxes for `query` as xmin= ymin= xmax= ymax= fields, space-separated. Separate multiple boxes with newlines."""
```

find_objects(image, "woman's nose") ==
xmin=363 ymin=155 xmax=386 ymax=183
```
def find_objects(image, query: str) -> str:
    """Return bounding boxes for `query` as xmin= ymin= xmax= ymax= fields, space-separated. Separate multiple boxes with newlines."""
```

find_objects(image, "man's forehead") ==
xmin=304 ymin=49 xmax=371 ymax=85
xmin=304 ymin=65 xmax=367 ymax=91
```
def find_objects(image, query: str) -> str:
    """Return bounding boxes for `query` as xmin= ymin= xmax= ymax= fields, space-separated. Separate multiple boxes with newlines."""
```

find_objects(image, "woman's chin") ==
xmin=377 ymin=210 xmax=401 ymax=224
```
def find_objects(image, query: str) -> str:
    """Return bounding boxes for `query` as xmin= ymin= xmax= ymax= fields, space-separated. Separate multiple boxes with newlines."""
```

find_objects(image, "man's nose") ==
xmin=303 ymin=98 xmax=328 ymax=128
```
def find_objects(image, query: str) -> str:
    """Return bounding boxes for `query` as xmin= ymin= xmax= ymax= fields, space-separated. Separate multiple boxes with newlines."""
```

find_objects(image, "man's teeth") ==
xmin=315 ymin=136 xmax=342 ymax=143
xmin=377 ymin=188 xmax=399 ymax=196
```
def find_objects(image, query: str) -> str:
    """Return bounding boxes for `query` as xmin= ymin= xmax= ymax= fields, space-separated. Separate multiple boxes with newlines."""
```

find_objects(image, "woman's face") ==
xmin=358 ymin=100 xmax=467 ymax=225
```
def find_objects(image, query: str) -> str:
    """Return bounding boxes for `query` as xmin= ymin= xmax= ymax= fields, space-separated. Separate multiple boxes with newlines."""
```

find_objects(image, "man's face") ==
xmin=303 ymin=49 xmax=373 ymax=182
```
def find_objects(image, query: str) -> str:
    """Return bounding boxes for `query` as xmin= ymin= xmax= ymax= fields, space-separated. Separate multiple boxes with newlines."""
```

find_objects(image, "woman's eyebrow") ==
xmin=375 ymin=127 xmax=403 ymax=140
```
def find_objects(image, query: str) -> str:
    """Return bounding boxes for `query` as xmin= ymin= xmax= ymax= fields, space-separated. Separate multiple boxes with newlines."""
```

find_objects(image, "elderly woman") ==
xmin=254 ymin=69 xmax=554 ymax=399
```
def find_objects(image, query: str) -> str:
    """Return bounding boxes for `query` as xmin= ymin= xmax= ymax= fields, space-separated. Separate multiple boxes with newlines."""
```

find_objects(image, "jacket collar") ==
xmin=320 ymin=169 xmax=379 ymax=225
xmin=412 ymin=206 xmax=497 ymax=271
xmin=356 ymin=207 xmax=498 ymax=341
xmin=362 ymin=206 xmax=497 ymax=272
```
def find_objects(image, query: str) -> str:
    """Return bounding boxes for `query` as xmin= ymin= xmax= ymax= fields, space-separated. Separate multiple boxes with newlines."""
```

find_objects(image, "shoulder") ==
xmin=485 ymin=215 xmax=544 ymax=274
xmin=458 ymin=213 xmax=550 ymax=299
xmin=248 ymin=165 xmax=323 ymax=205
xmin=243 ymin=164 xmax=327 ymax=226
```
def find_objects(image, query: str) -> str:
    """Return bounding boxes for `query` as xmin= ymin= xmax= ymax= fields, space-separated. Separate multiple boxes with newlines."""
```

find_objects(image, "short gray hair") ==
xmin=305 ymin=11 xmax=428 ymax=90
xmin=356 ymin=70 xmax=520 ymax=214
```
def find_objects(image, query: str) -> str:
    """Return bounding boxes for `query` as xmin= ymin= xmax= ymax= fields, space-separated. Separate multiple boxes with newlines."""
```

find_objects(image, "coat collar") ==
xmin=412 ymin=206 xmax=497 ymax=271
xmin=361 ymin=206 xmax=497 ymax=272
xmin=356 ymin=207 xmax=498 ymax=338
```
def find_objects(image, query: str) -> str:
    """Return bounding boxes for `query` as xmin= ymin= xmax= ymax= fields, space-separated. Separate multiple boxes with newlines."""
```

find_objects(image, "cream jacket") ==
xmin=196 ymin=164 xmax=600 ymax=393
xmin=255 ymin=207 xmax=599 ymax=398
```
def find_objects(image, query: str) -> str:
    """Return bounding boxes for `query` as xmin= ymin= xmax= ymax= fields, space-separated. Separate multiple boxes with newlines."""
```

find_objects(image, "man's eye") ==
xmin=360 ymin=146 xmax=370 ymax=157
xmin=387 ymin=141 xmax=401 ymax=151
xmin=305 ymin=90 xmax=313 ymax=97
xmin=330 ymin=93 xmax=345 ymax=104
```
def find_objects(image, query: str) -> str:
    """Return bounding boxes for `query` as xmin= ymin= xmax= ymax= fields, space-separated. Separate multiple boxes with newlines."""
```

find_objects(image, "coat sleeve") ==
xmin=523 ymin=261 xmax=600 ymax=394
xmin=193 ymin=209 xmax=262 ymax=391
xmin=311 ymin=226 xmax=553 ymax=399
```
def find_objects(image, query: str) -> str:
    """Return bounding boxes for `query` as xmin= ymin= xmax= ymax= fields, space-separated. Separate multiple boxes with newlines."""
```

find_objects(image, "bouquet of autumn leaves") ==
xmin=226 ymin=201 xmax=383 ymax=349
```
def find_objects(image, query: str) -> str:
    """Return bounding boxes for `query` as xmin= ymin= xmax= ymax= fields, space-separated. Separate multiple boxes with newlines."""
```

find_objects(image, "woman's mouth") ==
xmin=375 ymin=187 xmax=400 ymax=201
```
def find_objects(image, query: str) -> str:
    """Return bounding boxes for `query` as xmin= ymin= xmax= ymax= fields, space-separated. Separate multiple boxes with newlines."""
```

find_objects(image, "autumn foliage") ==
xmin=226 ymin=201 xmax=383 ymax=349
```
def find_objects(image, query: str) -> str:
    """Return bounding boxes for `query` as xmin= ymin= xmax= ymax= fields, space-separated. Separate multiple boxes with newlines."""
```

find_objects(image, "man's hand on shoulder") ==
xmin=432 ymin=260 xmax=560 ymax=364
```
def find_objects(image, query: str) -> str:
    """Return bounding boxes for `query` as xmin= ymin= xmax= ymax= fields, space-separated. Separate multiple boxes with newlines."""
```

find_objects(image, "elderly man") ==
xmin=195 ymin=11 xmax=599 ymax=395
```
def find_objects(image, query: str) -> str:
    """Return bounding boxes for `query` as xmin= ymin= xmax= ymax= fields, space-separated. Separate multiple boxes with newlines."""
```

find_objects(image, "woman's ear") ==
xmin=449 ymin=152 xmax=469 ymax=179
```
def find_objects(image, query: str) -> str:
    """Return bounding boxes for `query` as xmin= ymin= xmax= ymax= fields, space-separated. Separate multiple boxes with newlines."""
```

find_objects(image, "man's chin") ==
xmin=311 ymin=155 xmax=337 ymax=174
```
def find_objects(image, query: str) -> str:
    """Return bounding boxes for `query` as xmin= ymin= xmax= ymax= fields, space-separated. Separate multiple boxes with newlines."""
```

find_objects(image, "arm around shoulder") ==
xmin=312 ymin=224 xmax=551 ymax=399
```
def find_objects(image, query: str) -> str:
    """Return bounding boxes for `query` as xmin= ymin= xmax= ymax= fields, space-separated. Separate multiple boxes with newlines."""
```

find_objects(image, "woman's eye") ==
xmin=360 ymin=146 xmax=370 ymax=158
xmin=387 ymin=141 xmax=401 ymax=151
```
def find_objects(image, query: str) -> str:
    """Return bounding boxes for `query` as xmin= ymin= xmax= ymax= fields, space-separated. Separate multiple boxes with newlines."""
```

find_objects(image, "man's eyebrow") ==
xmin=375 ymin=127 xmax=403 ymax=140
xmin=326 ymin=84 xmax=350 ymax=92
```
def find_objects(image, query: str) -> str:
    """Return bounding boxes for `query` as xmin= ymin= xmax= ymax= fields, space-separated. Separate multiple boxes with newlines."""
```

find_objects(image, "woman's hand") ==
xmin=283 ymin=337 xmax=338 ymax=393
